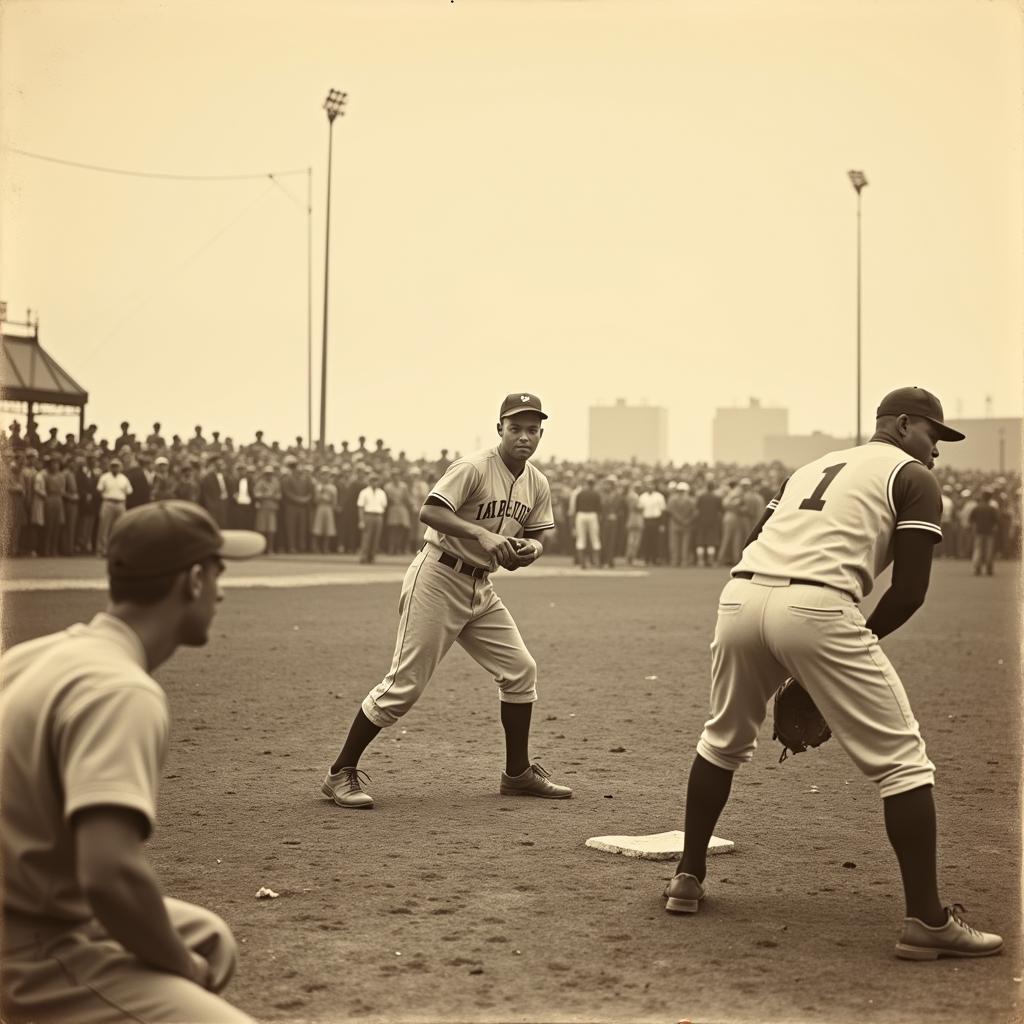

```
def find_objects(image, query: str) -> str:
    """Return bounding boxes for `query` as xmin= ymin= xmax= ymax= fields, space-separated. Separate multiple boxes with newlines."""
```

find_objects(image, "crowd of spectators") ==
xmin=2 ymin=417 xmax=1020 ymax=578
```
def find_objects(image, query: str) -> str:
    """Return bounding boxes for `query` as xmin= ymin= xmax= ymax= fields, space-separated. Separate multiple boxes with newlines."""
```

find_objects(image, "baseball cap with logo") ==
xmin=499 ymin=392 xmax=548 ymax=420
xmin=107 ymin=500 xmax=266 ymax=579
xmin=876 ymin=387 xmax=965 ymax=442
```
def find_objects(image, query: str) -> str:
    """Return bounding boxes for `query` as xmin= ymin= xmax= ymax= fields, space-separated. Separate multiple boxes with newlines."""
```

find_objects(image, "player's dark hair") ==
xmin=109 ymin=556 xmax=218 ymax=606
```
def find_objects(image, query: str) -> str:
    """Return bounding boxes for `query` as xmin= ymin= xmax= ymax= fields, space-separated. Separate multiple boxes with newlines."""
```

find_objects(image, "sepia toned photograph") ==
xmin=1 ymin=2 xmax=1021 ymax=1023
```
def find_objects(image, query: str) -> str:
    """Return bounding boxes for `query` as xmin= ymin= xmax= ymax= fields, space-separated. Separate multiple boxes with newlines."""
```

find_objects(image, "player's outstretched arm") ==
xmin=74 ymin=806 xmax=211 ymax=987
xmin=864 ymin=530 xmax=934 ymax=641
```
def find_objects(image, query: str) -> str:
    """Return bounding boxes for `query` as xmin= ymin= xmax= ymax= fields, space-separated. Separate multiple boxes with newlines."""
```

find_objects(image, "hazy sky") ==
xmin=2 ymin=0 xmax=1021 ymax=462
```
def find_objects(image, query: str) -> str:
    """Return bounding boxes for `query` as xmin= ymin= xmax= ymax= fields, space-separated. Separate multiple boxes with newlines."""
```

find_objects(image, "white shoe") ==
xmin=321 ymin=766 xmax=374 ymax=809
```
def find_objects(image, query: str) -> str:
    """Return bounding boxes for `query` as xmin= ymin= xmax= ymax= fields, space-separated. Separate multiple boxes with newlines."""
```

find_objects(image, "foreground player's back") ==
xmin=734 ymin=441 xmax=937 ymax=600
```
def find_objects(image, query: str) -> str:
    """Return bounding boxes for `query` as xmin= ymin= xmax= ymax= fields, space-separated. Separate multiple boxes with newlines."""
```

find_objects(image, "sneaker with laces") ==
xmin=663 ymin=872 xmax=706 ymax=914
xmin=499 ymin=762 xmax=572 ymax=799
xmin=895 ymin=905 xmax=1002 ymax=960
xmin=321 ymin=766 xmax=374 ymax=809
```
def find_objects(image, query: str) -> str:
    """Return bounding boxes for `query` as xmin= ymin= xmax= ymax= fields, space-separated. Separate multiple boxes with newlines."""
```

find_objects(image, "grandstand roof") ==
xmin=1 ymin=330 xmax=88 ymax=408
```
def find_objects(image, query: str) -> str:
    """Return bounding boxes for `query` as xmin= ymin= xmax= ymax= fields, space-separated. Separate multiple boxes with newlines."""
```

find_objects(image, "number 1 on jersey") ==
xmin=798 ymin=463 xmax=847 ymax=511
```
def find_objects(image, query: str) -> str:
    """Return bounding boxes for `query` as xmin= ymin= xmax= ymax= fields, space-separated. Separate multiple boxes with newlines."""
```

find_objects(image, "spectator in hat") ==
xmin=624 ymin=482 xmax=644 ymax=565
xmin=95 ymin=457 xmax=133 ymax=557
xmin=113 ymin=421 xmax=135 ymax=452
xmin=668 ymin=480 xmax=697 ymax=567
xmin=146 ymin=422 xmax=166 ymax=448
xmin=229 ymin=461 xmax=256 ymax=531
xmin=125 ymin=452 xmax=155 ymax=510
xmin=312 ymin=468 xmax=339 ymax=554
xmin=60 ymin=453 xmax=79 ymax=555
xmin=599 ymin=476 xmax=626 ymax=568
xmin=573 ymin=475 xmax=603 ymax=569
xmin=175 ymin=463 xmax=201 ymax=504
xmin=0 ymin=501 xmax=263 ymax=1023
xmin=151 ymin=456 xmax=177 ymax=503
xmin=20 ymin=450 xmax=39 ymax=554
xmin=254 ymin=466 xmax=281 ymax=554
xmin=188 ymin=425 xmax=207 ymax=454
xmin=30 ymin=456 xmax=50 ymax=555
xmin=956 ymin=489 xmax=976 ymax=559
xmin=638 ymin=479 xmax=666 ymax=566
xmin=76 ymin=454 xmax=100 ymax=554
xmin=969 ymin=490 xmax=999 ymax=576
xmin=199 ymin=456 xmax=231 ymax=528
xmin=383 ymin=471 xmax=413 ymax=556
xmin=694 ymin=479 xmax=723 ymax=567
xmin=4 ymin=452 xmax=27 ymax=556
xmin=281 ymin=459 xmax=314 ymax=554
xmin=357 ymin=471 xmax=388 ymax=564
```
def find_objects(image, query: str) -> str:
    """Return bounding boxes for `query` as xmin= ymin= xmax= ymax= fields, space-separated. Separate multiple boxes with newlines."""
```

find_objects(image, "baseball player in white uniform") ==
xmin=0 ymin=501 xmax=265 ymax=1023
xmin=321 ymin=393 xmax=571 ymax=808
xmin=664 ymin=387 xmax=1002 ymax=960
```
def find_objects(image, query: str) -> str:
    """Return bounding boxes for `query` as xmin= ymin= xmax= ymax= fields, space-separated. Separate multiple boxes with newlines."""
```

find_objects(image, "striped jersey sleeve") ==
xmin=891 ymin=461 xmax=943 ymax=542
xmin=427 ymin=459 xmax=480 ymax=514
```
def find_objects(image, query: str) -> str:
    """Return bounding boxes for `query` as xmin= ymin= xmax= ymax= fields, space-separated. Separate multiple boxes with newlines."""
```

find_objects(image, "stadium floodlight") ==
xmin=847 ymin=169 xmax=868 ymax=193
xmin=319 ymin=89 xmax=348 ymax=455
xmin=847 ymin=170 xmax=868 ymax=444
xmin=324 ymin=89 xmax=348 ymax=122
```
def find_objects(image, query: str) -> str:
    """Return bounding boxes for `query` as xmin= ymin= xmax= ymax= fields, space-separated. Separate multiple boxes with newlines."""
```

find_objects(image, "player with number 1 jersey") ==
xmin=664 ymin=386 xmax=1002 ymax=962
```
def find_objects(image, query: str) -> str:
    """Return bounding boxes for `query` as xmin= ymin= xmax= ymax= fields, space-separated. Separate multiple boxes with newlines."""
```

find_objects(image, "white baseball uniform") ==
xmin=697 ymin=441 xmax=943 ymax=798
xmin=361 ymin=447 xmax=555 ymax=729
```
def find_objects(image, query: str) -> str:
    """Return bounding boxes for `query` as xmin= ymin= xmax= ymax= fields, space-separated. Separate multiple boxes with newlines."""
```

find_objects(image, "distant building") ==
xmin=589 ymin=399 xmax=668 ymax=463
xmin=764 ymin=432 xmax=855 ymax=467
xmin=712 ymin=398 xmax=788 ymax=465
xmin=764 ymin=417 xmax=1020 ymax=472
xmin=940 ymin=418 xmax=1020 ymax=473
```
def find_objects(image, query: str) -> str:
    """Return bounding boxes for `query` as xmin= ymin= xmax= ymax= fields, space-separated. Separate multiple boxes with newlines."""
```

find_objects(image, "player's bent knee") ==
xmin=876 ymin=766 xmax=936 ymax=800
xmin=696 ymin=737 xmax=752 ymax=773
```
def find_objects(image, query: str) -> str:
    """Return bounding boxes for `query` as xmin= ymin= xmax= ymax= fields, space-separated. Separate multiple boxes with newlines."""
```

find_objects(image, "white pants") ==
xmin=574 ymin=511 xmax=601 ymax=552
xmin=362 ymin=546 xmax=538 ymax=728
xmin=697 ymin=575 xmax=934 ymax=799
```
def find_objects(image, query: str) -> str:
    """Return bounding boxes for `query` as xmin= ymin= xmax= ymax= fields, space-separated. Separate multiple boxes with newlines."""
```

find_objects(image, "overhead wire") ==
xmin=5 ymin=145 xmax=308 ymax=182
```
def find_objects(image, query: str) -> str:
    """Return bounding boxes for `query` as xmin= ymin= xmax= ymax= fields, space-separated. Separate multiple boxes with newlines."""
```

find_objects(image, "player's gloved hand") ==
xmin=771 ymin=677 xmax=832 ymax=762
xmin=477 ymin=531 xmax=519 ymax=569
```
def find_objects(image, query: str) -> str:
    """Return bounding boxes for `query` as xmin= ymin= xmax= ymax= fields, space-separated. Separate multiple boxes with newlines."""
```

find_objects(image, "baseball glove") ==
xmin=771 ymin=677 xmax=831 ymax=762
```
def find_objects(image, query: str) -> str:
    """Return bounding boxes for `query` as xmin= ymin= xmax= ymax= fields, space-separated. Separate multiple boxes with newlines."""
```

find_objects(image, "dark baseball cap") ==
xmin=499 ymin=392 xmax=548 ymax=420
xmin=876 ymin=387 xmax=965 ymax=442
xmin=107 ymin=500 xmax=266 ymax=579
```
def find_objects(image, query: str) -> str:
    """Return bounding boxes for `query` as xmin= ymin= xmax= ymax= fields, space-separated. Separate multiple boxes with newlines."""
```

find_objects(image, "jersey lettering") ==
xmin=475 ymin=498 xmax=533 ymax=525
xmin=798 ymin=463 xmax=847 ymax=511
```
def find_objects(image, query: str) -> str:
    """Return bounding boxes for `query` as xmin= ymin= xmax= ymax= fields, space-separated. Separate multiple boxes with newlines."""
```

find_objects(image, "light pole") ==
xmin=847 ymin=170 xmax=868 ymax=445
xmin=320 ymin=88 xmax=347 ymax=455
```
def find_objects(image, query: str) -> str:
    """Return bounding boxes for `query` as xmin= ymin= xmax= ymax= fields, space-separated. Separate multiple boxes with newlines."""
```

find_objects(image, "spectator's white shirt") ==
xmin=638 ymin=490 xmax=666 ymax=519
xmin=96 ymin=472 xmax=133 ymax=502
xmin=357 ymin=486 xmax=388 ymax=514
xmin=940 ymin=494 xmax=954 ymax=523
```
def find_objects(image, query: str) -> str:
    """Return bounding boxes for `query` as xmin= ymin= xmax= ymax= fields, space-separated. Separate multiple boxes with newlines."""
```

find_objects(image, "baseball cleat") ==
xmin=895 ymin=905 xmax=1002 ymax=960
xmin=663 ymin=872 xmax=706 ymax=914
xmin=499 ymin=762 xmax=572 ymax=799
xmin=321 ymin=766 xmax=374 ymax=809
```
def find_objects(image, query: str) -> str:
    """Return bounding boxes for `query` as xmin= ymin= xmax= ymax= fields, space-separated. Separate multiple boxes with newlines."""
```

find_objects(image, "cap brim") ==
xmin=219 ymin=530 xmax=267 ymax=560
xmin=501 ymin=406 xmax=548 ymax=420
xmin=928 ymin=419 xmax=965 ymax=442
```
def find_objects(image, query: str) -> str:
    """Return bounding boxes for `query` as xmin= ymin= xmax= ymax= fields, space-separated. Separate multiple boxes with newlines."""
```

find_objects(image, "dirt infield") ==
xmin=2 ymin=558 xmax=1021 ymax=1024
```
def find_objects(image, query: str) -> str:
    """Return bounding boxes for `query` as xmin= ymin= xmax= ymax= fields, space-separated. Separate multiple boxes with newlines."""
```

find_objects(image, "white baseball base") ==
xmin=585 ymin=830 xmax=734 ymax=860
